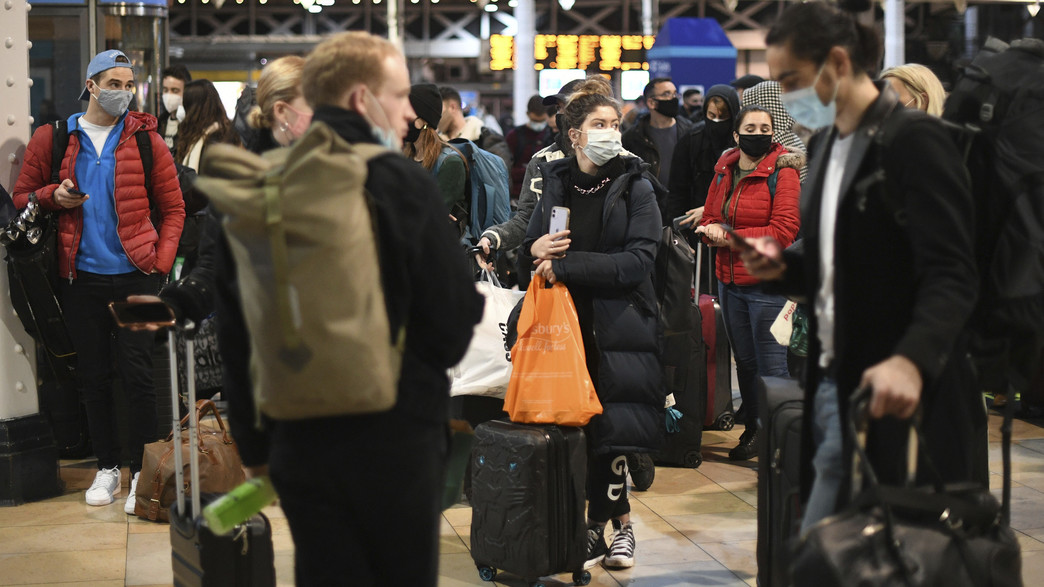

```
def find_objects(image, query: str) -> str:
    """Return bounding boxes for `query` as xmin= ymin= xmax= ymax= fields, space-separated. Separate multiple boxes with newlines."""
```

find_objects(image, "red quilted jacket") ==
xmin=13 ymin=111 xmax=185 ymax=279
xmin=699 ymin=142 xmax=802 ymax=286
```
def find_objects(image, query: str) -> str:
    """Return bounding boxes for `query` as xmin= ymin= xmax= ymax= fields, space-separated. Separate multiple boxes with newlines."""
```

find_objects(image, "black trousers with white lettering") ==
xmin=586 ymin=451 xmax=631 ymax=523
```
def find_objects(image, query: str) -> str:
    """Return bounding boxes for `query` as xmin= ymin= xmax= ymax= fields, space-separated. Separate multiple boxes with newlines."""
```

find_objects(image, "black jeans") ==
xmin=61 ymin=270 xmax=161 ymax=472
xmin=269 ymin=411 xmax=448 ymax=587
xmin=586 ymin=451 xmax=630 ymax=523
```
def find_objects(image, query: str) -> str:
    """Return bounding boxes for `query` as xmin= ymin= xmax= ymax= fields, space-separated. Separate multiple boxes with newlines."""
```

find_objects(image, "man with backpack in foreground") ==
xmin=198 ymin=32 xmax=482 ymax=586
xmin=12 ymin=50 xmax=185 ymax=510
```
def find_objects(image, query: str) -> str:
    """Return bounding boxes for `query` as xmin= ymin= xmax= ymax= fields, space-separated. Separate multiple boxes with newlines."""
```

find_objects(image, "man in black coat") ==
xmin=622 ymin=77 xmax=693 ymax=215
xmin=748 ymin=12 xmax=986 ymax=532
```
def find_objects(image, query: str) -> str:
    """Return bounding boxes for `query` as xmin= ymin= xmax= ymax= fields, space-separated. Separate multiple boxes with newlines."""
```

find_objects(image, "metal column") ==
xmin=0 ymin=0 xmax=40 ymax=420
xmin=884 ymin=0 xmax=905 ymax=70
xmin=513 ymin=0 xmax=536 ymax=126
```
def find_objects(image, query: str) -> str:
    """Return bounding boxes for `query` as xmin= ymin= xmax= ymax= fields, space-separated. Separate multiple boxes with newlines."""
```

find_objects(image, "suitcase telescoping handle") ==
xmin=695 ymin=242 xmax=713 ymax=298
xmin=168 ymin=322 xmax=200 ymax=519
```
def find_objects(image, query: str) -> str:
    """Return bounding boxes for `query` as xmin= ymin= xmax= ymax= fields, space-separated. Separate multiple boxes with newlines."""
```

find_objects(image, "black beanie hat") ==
xmin=410 ymin=83 xmax=443 ymax=127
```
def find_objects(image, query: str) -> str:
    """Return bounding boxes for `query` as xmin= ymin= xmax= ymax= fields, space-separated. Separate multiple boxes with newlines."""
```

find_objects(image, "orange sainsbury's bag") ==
xmin=504 ymin=276 xmax=603 ymax=426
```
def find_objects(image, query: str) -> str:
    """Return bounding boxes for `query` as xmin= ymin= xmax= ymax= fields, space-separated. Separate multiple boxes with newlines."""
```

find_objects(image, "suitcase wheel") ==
xmin=476 ymin=565 xmax=497 ymax=582
xmin=715 ymin=412 xmax=735 ymax=431
xmin=572 ymin=570 xmax=592 ymax=585
xmin=683 ymin=450 xmax=703 ymax=469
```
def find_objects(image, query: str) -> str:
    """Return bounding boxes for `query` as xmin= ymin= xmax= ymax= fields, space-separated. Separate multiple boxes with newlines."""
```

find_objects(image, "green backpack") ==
xmin=195 ymin=122 xmax=404 ymax=421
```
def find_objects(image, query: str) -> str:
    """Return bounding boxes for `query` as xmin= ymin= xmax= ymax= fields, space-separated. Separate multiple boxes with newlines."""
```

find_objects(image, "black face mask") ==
xmin=404 ymin=123 xmax=423 ymax=145
xmin=738 ymin=133 xmax=773 ymax=158
xmin=705 ymin=118 xmax=733 ymax=146
xmin=653 ymin=98 xmax=680 ymax=119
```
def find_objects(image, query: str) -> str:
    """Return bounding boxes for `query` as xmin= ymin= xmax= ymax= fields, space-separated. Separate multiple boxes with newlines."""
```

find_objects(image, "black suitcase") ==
xmin=166 ymin=330 xmax=276 ymax=587
xmin=470 ymin=420 xmax=591 ymax=586
xmin=655 ymin=227 xmax=707 ymax=468
xmin=756 ymin=376 xmax=805 ymax=587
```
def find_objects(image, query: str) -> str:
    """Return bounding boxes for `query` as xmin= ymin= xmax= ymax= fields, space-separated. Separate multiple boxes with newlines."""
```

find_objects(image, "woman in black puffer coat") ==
xmin=523 ymin=78 xmax=664 ymax=573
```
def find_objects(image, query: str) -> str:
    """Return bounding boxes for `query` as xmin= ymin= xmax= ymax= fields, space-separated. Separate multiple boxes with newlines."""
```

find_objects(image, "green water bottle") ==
xmin=202 ymin=476 xmax=278 ymax=536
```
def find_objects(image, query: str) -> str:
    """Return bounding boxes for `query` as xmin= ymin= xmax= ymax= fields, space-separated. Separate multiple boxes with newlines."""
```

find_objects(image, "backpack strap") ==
xmin=51 ymin=120 xmax=69 ymax=184
xmin=767 ymin=167 xmax=780 ymax=201
xmin=135 ymin=130 xmax=154 ymax=203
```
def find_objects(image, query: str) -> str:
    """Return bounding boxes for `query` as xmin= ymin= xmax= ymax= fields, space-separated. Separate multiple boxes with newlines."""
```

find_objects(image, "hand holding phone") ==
xmin=67 ymin=188 xmax=87 ymax=198
xmin=109 ymin=300 xmax=176 ymax=329
xmin=549 ymin=206 xmax=570 ymax=240
xmin=720 ymin=224 xmax=756 ymax=252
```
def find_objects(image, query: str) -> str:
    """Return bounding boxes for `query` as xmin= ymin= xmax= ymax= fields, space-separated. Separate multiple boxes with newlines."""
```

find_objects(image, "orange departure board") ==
xmin=489 ymin=34 xmax=655 ymax=72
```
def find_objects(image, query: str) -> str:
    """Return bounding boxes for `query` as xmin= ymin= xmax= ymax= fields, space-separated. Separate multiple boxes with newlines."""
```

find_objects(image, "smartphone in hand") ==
xmin=67 ymin=188 xmax=87 ymax=198
xmin=108 ymin=301 xmax=176 ymax=329
xmin=720 ymin=224 xmax=756 ymax=252
xmin=549 ymin=206 xmax=570 ymax=239
xmin=720 ymin=224 xmax=782 ymax=268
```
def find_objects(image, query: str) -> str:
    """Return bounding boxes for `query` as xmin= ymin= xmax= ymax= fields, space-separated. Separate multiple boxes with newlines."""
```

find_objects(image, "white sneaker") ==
xmin=85 ymin=467 xmax=121 ymax=506
xmin=124 ymin=472 xmax=140 ymax=514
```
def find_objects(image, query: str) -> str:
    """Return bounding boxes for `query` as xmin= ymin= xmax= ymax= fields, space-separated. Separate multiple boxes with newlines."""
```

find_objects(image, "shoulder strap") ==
xmin=767 ymin=167 xmax=780 ymax=201
xmin=135 ymin=130 xmax=153 ymax=203
xmin=51 ymin=120 xmax=69 ymax=184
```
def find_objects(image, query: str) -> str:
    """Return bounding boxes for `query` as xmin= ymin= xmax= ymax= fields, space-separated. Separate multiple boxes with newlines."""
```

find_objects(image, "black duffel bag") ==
xmin=790 ymin=387 xmax=1022 ymax=586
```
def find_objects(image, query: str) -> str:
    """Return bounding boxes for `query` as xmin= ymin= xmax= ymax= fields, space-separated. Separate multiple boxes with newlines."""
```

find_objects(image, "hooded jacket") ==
xmin=666 ymin=84 xmax=741 ymax=222
xmin=523 ymin=155 xmax=666 ymax=454
xmin=699 ymin=143 xmax=803 ymax=286
xmin=13 ymin=110 xmax=185 ymax=278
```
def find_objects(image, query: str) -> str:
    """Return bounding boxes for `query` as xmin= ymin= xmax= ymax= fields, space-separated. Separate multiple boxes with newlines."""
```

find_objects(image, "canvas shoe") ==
xmin=85 ymin=467 xmax=121 ymax=506
xmin=124 ymin=472 xmax=140 ymax=514
xmin=604 ymin=521 xmax=635 ymax=568
xmin=584 ymin=523 xmax=608 ymax=570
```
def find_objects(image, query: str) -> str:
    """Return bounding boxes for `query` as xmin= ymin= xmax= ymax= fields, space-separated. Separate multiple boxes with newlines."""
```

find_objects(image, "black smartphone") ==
xmin=720 ymin=224 xmax=782 ymax=268
xmin=108 ymin=301 xmax=176 ymax=328
xmin=67 ymin=188 xmax=86 ymax=198
xmin=720 ymin=224 xmax=755 ymax=252
xmin=672 ymin=214 xmax=690 ymax=232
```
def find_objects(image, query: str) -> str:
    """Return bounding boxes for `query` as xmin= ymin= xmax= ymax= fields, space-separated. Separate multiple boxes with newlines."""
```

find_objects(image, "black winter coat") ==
xmin=524 ymin=155 xmax=666 ymax=454
xmin=772 ymin=84 xmax=988 ymax=504
xmin=210 ymin=107 xmax=484 ymax=466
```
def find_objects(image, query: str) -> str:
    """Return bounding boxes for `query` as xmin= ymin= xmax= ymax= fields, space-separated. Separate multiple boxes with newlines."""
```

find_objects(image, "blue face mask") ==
xmin=780 ymin=64 xmax=838 ymax=130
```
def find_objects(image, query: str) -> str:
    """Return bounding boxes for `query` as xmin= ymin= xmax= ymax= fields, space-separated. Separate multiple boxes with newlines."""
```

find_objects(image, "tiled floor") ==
xmin=1 ymin=410 xmax=1043 ymax=586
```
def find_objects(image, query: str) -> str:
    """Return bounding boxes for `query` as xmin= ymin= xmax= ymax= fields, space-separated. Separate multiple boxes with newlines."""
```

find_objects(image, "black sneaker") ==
xmin=584 ymin=523 xmax=607 ymax=569
xmin=627 ymin=453 xmax=655 ymax=491
xmin=604 ymin=521 xmax=636 ymax=568
xmin=728 ymin=427 xmax=759 ymax=461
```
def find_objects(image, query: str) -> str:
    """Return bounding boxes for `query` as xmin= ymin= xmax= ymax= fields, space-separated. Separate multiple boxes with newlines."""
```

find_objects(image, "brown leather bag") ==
xmin=135 ymin=399 xmax=246 ymax=522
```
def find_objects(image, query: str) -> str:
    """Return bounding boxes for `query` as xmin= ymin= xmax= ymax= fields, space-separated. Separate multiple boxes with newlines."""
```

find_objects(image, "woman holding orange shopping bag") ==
xmin=521 ymin=78 xmax=664 ymax=572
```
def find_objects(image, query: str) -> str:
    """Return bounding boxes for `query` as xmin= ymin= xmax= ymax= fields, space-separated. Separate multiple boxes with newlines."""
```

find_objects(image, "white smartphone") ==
xmin=549 ymin=206 xmax=570 ymax=239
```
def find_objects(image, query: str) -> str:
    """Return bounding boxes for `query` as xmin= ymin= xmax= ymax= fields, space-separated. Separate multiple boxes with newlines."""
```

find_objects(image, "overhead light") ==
xmin=558 ymin=0 xmax=575 ymax=10
xmin=1030 ymin=2 xmax=1041 ymax=17
xmin=484 ymin=3 xmax=497 ymax=10
xmin=319 ymin=0 xmax=335 ymax=5
xmin=508 ymin=0 xmax=517 ymax=5
xmin=308 ymin=4 xmax=322 ymax=12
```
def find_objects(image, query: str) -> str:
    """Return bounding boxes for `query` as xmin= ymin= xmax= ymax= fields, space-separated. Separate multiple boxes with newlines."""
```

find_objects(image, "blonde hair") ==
xmin=302 ymin=32 xmax=401 ymax=109
xmin=248 ymin=56 xmax=306 ymax=130
xmin=880 ymin=64 xmax=946 ymax=117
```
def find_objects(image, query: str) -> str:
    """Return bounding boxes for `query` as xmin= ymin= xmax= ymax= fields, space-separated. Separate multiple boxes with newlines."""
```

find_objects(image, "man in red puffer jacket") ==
xmin=13 ymin=50 xmax=184 ymax=511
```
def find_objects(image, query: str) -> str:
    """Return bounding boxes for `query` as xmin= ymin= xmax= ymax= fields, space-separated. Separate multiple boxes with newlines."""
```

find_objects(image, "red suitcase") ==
xmin=697 ymin=244 xmax=735 ymax=431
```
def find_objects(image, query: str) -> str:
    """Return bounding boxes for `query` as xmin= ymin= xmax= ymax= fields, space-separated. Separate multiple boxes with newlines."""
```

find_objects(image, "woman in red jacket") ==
xmin=696 ymin=104 xmax=802 ymax=460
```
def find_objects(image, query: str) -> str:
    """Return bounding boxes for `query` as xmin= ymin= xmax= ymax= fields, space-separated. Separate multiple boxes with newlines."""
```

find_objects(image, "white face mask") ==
xmin=162 ymin=93 xmax=182 ymax=115
xmin=527 ymin=120 xmax=548 ymax=132
xmin=175 ymin=104 xmax=186 ymax=122
xmin=579 ymin=128 xmax=622 ymax=167
xmin=780 ymin=64 xmax=838 ymax=131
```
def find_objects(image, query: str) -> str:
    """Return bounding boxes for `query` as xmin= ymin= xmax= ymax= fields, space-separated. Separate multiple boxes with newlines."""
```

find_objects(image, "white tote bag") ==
xmin=449 ymin=269 xmax=526 ymax=397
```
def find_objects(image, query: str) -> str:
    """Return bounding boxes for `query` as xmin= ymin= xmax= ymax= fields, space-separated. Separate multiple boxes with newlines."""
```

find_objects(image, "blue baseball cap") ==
xmin=78 ymin=50 xmax=133 ymax=101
